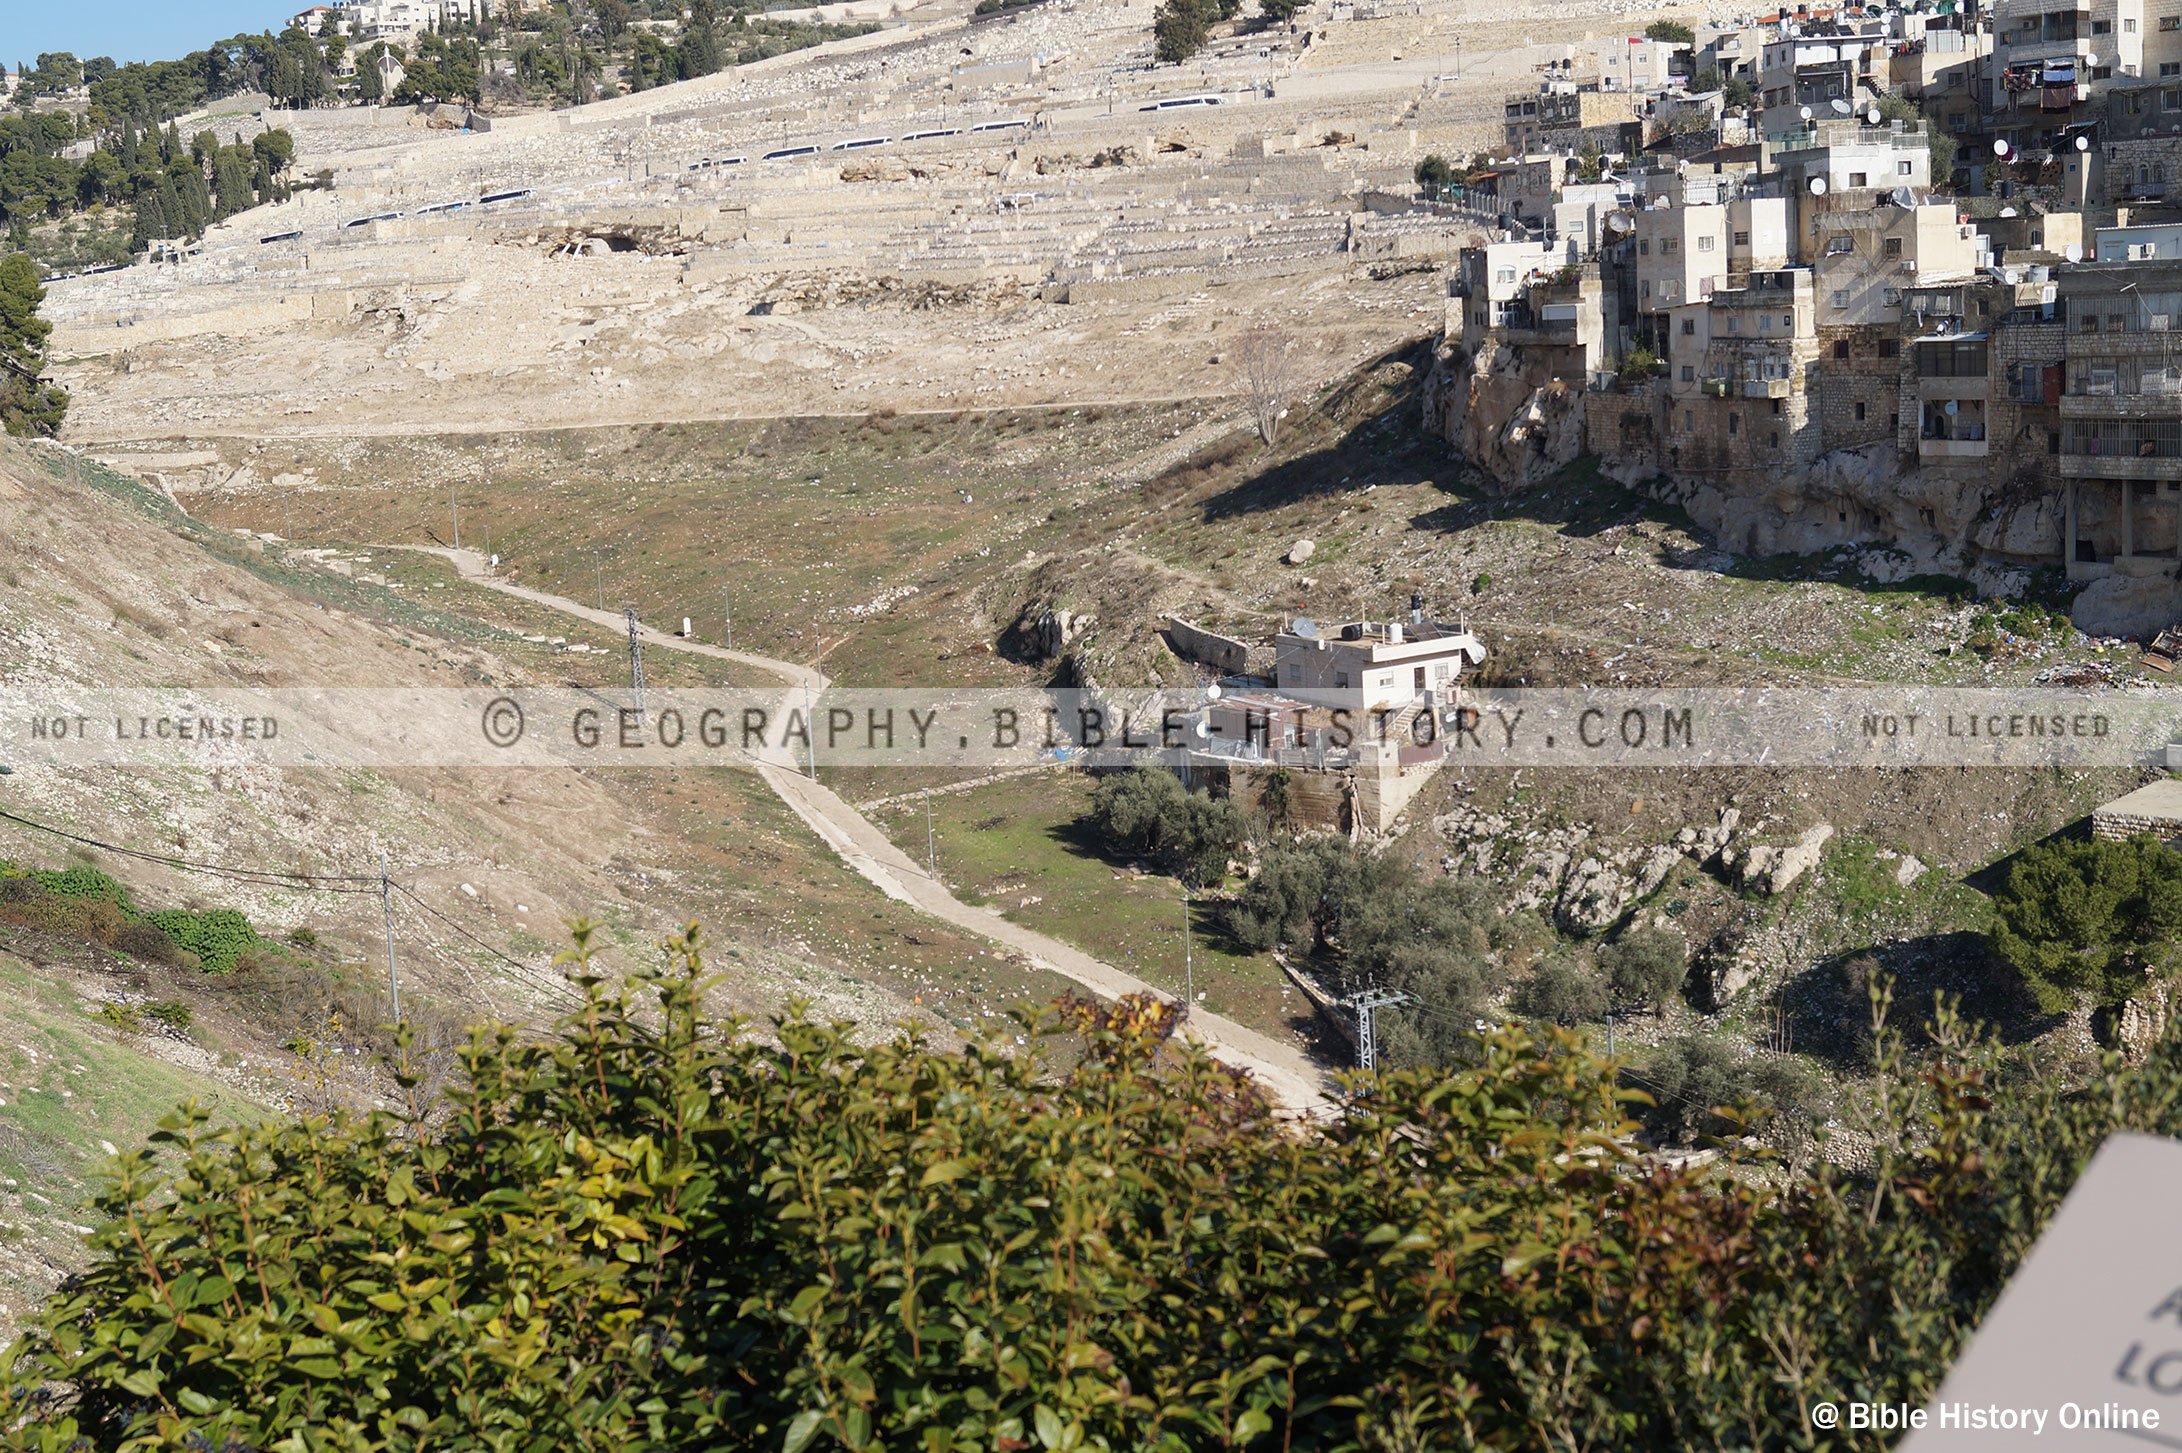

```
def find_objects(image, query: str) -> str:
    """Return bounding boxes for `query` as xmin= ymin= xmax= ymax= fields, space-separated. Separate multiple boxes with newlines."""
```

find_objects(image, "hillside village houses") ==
xmin=290 ymin=0 xmax=479 ymax=41
xmin=1444 ymin=0 xmax=2182 ymax=636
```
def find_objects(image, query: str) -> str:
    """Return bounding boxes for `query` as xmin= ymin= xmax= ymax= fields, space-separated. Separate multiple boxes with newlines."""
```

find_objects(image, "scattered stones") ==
xmin=1286 ymin=539 xmax=1315 ymax=566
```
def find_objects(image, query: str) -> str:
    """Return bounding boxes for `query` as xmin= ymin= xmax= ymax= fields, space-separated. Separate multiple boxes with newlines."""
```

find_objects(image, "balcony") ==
xmin=2062 ymin=452 xmax=2182 ymax=480
xmin=1741 ymin=377 xmax=1793 ymax=399
xmin=1920 ymin=437 xmax=1990 ymax=459
xmin=2061 ymin=390 xmax=2182 ymax=419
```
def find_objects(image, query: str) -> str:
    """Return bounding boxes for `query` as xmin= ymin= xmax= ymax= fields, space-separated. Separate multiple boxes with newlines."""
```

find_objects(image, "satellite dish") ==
xmin=1800 ymin=105 xmax=1814 ymax=120
xmin=1292 ymin=617 xmax=1318 ymax=639
xmin=1204 ymin=683 xmax=1223 ymax=701
xmin=1195 ymin=721 xmax=1212 ymax=738
xmin=2084 ymin=52 xmax=2099 ymax=66
xmin=1606 ymin=211 xmax=1635 ymax=233
xmin=2077 ymin=134 xmax=2092 ymax=152
xmin=1999 ymin=205 xmax=2019 ymax=217
xmin=1993 ymin=137 xmax=2010 ymax=157
xmin=1831 ymin=97 xmax=1853 ymax=114
xmin=1867 ymin=105 xmax=1882 ymax=123
xmin=2066 ymin=242 xmax=2083 ymax=262
xmin=1809 ymin=175 xmax=1829 ymax=195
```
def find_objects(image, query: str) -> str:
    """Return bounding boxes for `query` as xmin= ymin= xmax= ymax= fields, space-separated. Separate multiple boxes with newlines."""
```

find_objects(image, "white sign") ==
xmin=1896 ymin=1134 xmax=2182 ymax=1449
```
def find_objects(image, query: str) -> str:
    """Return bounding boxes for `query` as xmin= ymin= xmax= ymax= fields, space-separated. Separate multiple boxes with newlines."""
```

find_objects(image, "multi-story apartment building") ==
xmin=1634 ymin=201 xmax=1733 ymax=319
xmin=1989 ymin=0 xmax=2152 ymax=142
xmin=1503 ymin=82 xmax=1642 ymax=154
xmin=2058 ymin=261 xmax=2182 ymax=578
xmin=1809 ymin=202 xmax=1986 ymax=328
xmin=1660 ymin=268 xmax=1825 ymax=478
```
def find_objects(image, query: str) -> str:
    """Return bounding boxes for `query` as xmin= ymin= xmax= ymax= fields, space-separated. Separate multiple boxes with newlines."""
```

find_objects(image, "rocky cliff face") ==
xmin=1425 ymin=340 xmax=1585 ymax=490
xmin=1426 ymin=346 xmax=2182 ymax=633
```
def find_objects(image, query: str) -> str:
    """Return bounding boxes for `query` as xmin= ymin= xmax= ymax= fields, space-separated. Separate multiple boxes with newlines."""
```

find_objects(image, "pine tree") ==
xmin=0 ymin=252 xmax=68 ymax=437
xmin=213 ymin=148 xmax=252 ymax=219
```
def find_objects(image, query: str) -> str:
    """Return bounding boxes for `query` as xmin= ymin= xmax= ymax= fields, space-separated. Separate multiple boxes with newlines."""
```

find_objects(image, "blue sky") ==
xmin=5 ymin=2 xmax=285 ymax=67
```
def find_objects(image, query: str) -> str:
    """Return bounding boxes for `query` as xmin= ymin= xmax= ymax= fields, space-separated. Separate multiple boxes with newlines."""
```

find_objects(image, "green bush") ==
xmin=4 ymin=927 xmax=2180 ymax=1452
xmin=145 ymin=907 xmax=260 ymax=976
xmin=1643 ymin=1033 xmax=1829 ymax=1144
xmin=1514 ymin=954 xmax=1610 ymax=1026
xmin=1989 ymin=832 xmax=2182 ymax=1012
xmin=1600 ymin=925 xmax=1689 ymax=1009
xmin=1644 ymin=18 xmax=1694 ymax=42
xmin=1085 ymin=767 xmax=1247 ymax=886
xmin=141 ymin=999 xmax=194 ymax=1034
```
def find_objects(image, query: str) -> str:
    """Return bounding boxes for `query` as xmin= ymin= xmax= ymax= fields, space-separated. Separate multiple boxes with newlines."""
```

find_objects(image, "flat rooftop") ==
xmin=2093 ymin=779 xmax=2182 ymax=825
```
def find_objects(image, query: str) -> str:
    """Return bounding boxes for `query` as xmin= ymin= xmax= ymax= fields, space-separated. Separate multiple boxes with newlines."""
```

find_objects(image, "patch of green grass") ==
xmin=881 ymin=773 xmax=1297 ymax=1037
xmin=0 ymin=955 xmax=260 ymax=1318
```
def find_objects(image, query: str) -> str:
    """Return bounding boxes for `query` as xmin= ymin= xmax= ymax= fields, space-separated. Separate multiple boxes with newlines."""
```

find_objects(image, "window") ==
xmin=1680 ymin=317 xmax=1696 ymax=335
xmin=2094 ymin=18 xmax=2112 ymax=32
xmin=1783 ymin=314 xmax=1793 ymax=328
xmin=1825 ymin=235 xmax=1855 ymax=255
xmin=1641 ymin=280 xmax=1652 ymax=298
xmin=1727 ymin=316 xmax=1739 ymax=333
xmin=1883 ymin=237 xmax=1903 ymax=258
xmin=2163 ymin=14 xmax=2180 ymax=29
xmin=1639 ymin=239 xmax=1650 ymax=255
xmin=1769 ymin=431 xmax=1780 ymax=447
xmin=1899 ymin=160 xmax=1915 ymax=175
xmin=1664 ymin=237 xmax=1681 ymax=254
xmin=1728 ymin=412 xmax=1740 ymax=435
xmin=2167 ymin=85 xmax=2182 ymax=104
xmin=1849 ymin=171 xmax=1868 ymax=188
xmin=1833 ymin=339 xmax=1851 ymax=359
xmin=1879 ymin=339 xmax=1900 ymax=358
xmin=2127 ymin=17 xmax=2137 ymax=31
xmin=1760 ymin=314 xmax=1773 ymax=331
xmin=1684 ymin=410 xmax=1694 ymax=431
xmin=1698 ymin=234 xmax=1717 ymax=252
xmin=1855 ymin=401 xmax=1867 ymax=421
xmin=1883 ymin=287 xmax=1904 ymax=306
xmin=1832 ymin=289 xmax=1850 ymax=308
xmin=1681 ymin=364 xmax=1696 ymax=381
xmin=1495 ymin=268 xmax=1517 ymax=284
xmin=2164 ymin=65 xmax=2182 ymax=79
xmin=1734 ymin=230 xmax=1751 ymax=246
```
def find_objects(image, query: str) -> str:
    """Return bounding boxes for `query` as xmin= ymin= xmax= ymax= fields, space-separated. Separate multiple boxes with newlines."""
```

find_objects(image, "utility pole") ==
xmin=1182 ymin=884 xmax=1195 ymax=1010
xmin=1350 ymin=986 xmax=1412 ymax=1073
xmin=924 ymin=788 xmax=936 ymax=876
xmin=449 ymin=483 xmax=460 ymax=553
xmin=722 ymin=586 xmax=733 ymax=651
xmin=590 ymin=547 xmax=605 ymax=612
xmin=624 ymin=603 xmax=647 ymax=714
xmin=802 ymin=680 xmax=818 ymax=779
xmin=379 ymin=853 xmax=402 ymax=1023
xmin=1605 ymin=1011 xmax=1616 ymax=1058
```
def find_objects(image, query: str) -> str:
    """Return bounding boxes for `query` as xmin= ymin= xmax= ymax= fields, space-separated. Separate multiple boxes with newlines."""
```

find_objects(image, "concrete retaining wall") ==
xmin=1165 ymin=617 xmax=1252 ymax=674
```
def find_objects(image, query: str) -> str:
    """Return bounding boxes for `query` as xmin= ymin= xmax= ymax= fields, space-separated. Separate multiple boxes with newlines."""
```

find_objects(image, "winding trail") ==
xmin=399 ymin=545 xmax=1336 ymax=1114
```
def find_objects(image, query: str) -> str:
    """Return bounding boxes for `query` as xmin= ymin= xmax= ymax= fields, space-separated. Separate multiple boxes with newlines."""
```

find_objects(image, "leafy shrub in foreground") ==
xmin=4 ymin=928 xmax=2182 ymax=1451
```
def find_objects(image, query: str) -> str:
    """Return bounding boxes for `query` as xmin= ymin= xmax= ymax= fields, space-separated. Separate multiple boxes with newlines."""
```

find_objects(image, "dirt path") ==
xmin=396 ymin=545 xmax=1336 ymax=1114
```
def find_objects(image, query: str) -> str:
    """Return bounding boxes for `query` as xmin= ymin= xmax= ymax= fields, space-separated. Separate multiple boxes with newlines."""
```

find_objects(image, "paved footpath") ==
xmin=398 ymin=546 xmax=1336 ymax=1115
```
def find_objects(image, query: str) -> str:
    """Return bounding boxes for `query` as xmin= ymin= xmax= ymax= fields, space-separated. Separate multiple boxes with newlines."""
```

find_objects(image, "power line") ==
xmin=0 ymin=805 xmax=380 ymax=893
xmin=388 ymin=881 xmax=578 ymax=1003
xmin=0 ymin=801 xmax=572 ymax=1004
